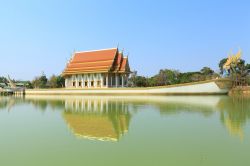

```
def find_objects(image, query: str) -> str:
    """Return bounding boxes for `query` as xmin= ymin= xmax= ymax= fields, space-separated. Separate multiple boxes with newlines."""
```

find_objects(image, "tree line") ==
xmin=128 ymin=58 xmax=250 ymax=87
xmin=128 ymin=67 xmax=219 ymax=87
xmin=0 ymin=73 xmax=65 ymax=89
xmin=31 ymin=73 xmax=65 ymax=89
xmin=1 ymin=58 xmax=249 ymax=89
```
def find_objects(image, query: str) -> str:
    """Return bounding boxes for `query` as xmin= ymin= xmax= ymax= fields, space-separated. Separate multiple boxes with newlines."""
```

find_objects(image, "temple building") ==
xmin=62 ymin=48 xmax=131 ymax=88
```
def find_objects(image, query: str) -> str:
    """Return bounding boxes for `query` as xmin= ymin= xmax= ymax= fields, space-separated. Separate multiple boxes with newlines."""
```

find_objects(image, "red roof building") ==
xmin=62 ymin=48 xmax=130 ymax=88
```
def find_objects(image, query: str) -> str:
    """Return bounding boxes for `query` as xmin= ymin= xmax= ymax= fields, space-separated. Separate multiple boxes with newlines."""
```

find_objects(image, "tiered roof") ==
xmin=62 ymin=48 xmax=130 ymax=76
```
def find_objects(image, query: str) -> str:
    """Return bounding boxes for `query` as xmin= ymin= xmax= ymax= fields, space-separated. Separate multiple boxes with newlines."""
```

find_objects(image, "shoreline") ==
xmin=25 ymin=80 xmax=230 ymax=96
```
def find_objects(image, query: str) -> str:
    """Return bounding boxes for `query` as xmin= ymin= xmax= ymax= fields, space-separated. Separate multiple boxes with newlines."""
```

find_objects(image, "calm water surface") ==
xmin=0 ymin=95 xmax=250 ymax=166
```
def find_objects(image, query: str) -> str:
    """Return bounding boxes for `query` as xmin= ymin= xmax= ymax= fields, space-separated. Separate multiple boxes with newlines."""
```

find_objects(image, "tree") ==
xmin=246 ymin=64 xmax=250 ymax=77
xmin=155 ymin=69 xmax=180 ymax=86
xmin=56 ymin=75 xmax=65 ymax=88
xmin=49 ymin=75 xmax=65 ymax=88
xmin=0 ymin=76 xmax=8 ymax=83
xmin=25 ymin=81 xmax=33 ymax=89
xmin=156 ymin=69 xmax=167 ymax=86
xmin=32 ymin=73 xmax=48 ymax=89
xmin=128 ymin=71 xmax=138 ymax=87
xmin=147 ymin=76 xmax=157 ymax=87
xmin=133 ymin=76 xmax=148 ymax=87
xmin=191 ymin=73 xmax=203 ymax=82
xmin=39 ymin=74 xmax=48 ymax=88
xmin=246 ymin=64 xmax=250 ymax=70
xmin=200 ymin=67 xmax=214 ymax=76
xmin=218 ymin=58 xmax=228 ymax=74
xmin=49 ymin=75 xmax=58 ymax=88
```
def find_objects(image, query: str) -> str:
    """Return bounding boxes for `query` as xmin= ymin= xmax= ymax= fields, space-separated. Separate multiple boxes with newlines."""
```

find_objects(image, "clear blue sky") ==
xmin=0 ymin=0 xmax=249 ymax=80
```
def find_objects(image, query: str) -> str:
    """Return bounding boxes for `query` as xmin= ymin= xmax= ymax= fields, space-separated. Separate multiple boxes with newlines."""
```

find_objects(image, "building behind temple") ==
xmin=62 ymin=48 xmax=131 ymax=88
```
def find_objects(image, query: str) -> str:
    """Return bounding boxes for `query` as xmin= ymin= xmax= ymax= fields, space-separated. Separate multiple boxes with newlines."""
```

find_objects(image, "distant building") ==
xmin=62 ymin=48 xmax=130 ymax=88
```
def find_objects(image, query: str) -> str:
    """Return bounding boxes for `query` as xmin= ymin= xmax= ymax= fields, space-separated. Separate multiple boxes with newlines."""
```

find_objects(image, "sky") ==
xmin=0 ymin=0 xmax=249 ymax=80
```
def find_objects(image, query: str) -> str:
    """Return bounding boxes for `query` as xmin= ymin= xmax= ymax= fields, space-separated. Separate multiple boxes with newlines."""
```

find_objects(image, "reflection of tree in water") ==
xmin=0 ymin=96 xmax=65 ymax=112
xmin=217 ymin=96 xmax=250 ymax=140
xmin=153 ymin=103 xmax=214 ymax=117
xmin=0 ymin=97 xmax=26 ymax=111
xmin=0 ymin=98 xmax=8 ymax=110
xmin=126 ymin=100 xmax=214 ymax=117
xmin=63 ymin=99 xmax=131 ymax=141
xmin=28 ymin=99 xmax=65 ymax=111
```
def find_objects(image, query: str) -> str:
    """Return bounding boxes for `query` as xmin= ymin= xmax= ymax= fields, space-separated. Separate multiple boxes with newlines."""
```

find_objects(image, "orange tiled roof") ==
xmin=62 ymin=48 xmax=130 ymax=76
xmin=119 ymin=57 xmax=129 ymax=72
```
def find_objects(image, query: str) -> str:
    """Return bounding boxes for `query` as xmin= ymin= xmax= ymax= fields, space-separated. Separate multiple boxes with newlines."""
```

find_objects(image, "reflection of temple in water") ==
xmin=63 ymin=98 xmax=131 ymax=141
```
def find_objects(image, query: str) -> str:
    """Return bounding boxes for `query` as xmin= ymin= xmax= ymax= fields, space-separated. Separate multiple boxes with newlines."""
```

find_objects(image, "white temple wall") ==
xmin=65 ymin=73 xmax=128 ymax=88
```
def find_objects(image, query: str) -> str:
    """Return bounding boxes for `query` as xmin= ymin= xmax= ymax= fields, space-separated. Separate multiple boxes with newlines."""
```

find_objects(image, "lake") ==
xmin=0 ymin=95 xmax=250 ymax=166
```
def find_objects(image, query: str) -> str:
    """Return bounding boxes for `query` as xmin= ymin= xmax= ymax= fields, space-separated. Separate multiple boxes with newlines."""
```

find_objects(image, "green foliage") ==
xmin=32 ymin=73 xmax=48 ymax=89
xmin=155 ymin=69 xmax=180 ymax=85
xmin=56 ymin=75 xmax=65 ymax=88
xmin=133 ymin=76 xmax=148 ymax=87
xmin=129 ymin=67 xmax=219 ymax=87
xmin=200 ymin=67 xmax=214 ymax=76
xmin=25 ymin=81 xmax=33 ymax=89
xmin=49 ymin=75 xmax=58 ymax=88
xmin=0 ymin=77 xmax=8 ymax=83
xmin=218 ymin=57 xmax=249 ymax=76
xmin=178 ymin=71 xmax=201 ymax=83
xmin=247 ymin=76 xmax=250 ymax=85
xmin=219 ymin=58 xmax=228 ymax=74
xmin=49 ymin=75 xmax=65 ymax=88
xmin=128 ymin=71 xmax=138 ymax=87
xmin=246 ymin=64 xmax=250 ymax=70
xmin=147 ymin=76 xmax=158 ymax=87
xmin=31 ymin=73 xmax=64 ymax=89
xmin=155 ymin=69 xmax=167 ymax=86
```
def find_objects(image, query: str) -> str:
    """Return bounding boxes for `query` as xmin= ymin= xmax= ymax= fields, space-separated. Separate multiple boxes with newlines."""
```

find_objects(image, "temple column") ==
xmin=126 ymin=75 xmax=128 ymax=87
xmin=65 ymin=78 xmax=68 ymax=88
xmin=69 ymin=77 xmax=71 ymax=88
xmin=93 ymin=74 xmax=96 ymax=88
xmin=122 ymin=75 xmax=124 ymax=87
xmin=75 ymin=75 xmax=78 ymax=88
xmin=81 ymin=76 xmax=84 ymax=88
xmin=101 ymin=75 xmax=103 ymax=88
xmin=106 ymin=74 xmax=108 ymax=88
xmin=115 ymin=74 xmax=118 ymax=87
xmin=111 ymin=74 xmax=113 ymax=87
xmin=88 ymin=75 xmax=90 ymax=88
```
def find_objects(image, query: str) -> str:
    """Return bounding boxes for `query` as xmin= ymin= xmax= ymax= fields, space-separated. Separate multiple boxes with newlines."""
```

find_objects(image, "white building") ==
xmin=62 ymin=48 xmax=130 ymax=88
